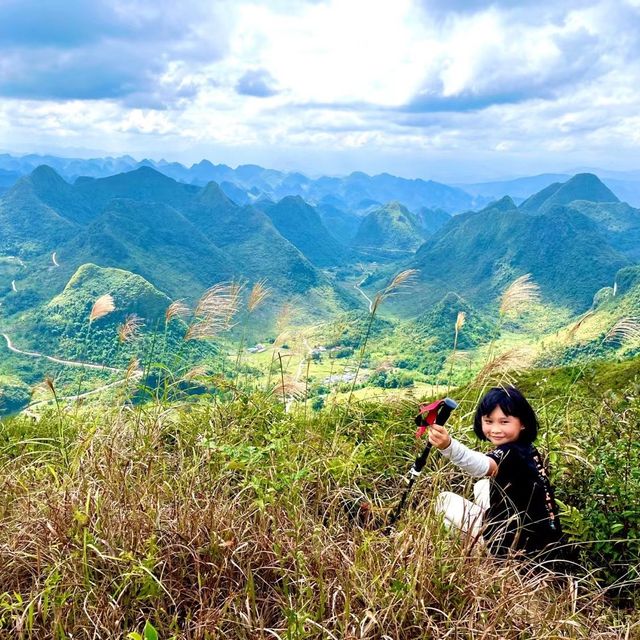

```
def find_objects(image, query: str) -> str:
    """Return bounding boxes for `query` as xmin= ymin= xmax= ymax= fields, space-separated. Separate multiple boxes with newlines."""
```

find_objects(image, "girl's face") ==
xmin=481 ymin=405 xmax=524 ymax=445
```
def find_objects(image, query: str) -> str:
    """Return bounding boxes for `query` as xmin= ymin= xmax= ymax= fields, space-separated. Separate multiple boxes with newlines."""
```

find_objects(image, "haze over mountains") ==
xmin=3 ymin=153 xmax=640 ymax=208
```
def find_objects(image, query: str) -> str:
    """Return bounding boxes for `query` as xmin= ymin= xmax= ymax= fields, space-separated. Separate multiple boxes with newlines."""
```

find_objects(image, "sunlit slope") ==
xmin=404 ymin=184 xmax=630 ymax=315
xmin=352 ymin=201 xmax=427 ymax=252
xmin=260 ymin=196 xmax=350 ymax=267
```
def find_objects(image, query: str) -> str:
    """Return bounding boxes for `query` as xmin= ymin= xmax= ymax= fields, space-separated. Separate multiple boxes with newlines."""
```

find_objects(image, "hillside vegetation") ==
xmin=0 ymin=166 xmax=353 ymax=314
xmin=0 ymin=354 xmax=637 ymax=638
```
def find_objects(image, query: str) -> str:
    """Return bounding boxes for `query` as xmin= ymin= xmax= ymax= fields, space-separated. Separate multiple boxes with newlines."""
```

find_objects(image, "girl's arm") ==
xmin=429 ymin=423 xmax=498 ymax=477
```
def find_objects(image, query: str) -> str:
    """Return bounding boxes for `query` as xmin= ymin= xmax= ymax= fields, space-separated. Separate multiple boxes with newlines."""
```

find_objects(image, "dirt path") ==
xmin=354 ymin=277 xmax=373 ymax=312
xmin=2 ymin=333 xmax=123 ymax=373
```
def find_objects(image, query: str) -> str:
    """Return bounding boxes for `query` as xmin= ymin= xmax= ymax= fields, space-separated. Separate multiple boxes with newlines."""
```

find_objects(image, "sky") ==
xmin=1 ymin=0 xmax=639 ymax=181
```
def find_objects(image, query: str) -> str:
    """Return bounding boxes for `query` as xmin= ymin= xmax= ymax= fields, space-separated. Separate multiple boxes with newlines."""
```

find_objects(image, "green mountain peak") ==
xmin=352 ymin=201 xmax=425 ymax=252
xmin=521 ymin=173 xmax=619 ymax=214
xmin=49 ymin=263 xmax=172 ymax=322
xmin=263 ymin=195 xmax=348 ymax=267
xmin=485 ymin=195 xmax=518 ymax=212
xmin=197 ymin=181 xmax=236 ymax=210
xmin=29 ymin=164 xmax=70 ymax=189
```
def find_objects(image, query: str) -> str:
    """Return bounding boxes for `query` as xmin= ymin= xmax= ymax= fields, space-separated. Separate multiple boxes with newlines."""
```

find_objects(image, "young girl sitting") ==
xmin=429 ymin=386 xmax=563 ymax=557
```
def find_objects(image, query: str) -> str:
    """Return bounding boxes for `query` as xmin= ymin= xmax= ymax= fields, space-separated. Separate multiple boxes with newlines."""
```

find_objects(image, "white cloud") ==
xmin=230 ymin=0 xmax=429 ymax=105
xmin=0 ymin=0 xmax=639 ymax=180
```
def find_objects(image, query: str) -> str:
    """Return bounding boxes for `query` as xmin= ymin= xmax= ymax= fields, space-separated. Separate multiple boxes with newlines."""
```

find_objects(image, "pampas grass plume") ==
xmin=500 ymin=274 xmax=541 ymax=316
xmin=118 ymin=314 xmax=144 ymax=343
xmin=89 ymin=294 xmax=115 ymax=323
xmin=125 ymin=357 xmax=141 ymax=381
xmin=165 ymin=300 xmax=191 ymax=323
xmin=247 ymin=279 xmax=270 ymax=313
xmin=475 ymin=347 xmax=534 ymax=386
xmin=372 ymin=268 xmax=417 ymax=313
xmin=186 ymin=282 xmax=243 ymax=341
xmin=605 ymin=316 xmax=640 ymax=343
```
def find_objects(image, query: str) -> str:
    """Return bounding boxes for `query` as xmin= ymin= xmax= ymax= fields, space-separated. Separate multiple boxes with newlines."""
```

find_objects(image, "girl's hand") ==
xmin=429 ymin=423 xmax=452 ymax=450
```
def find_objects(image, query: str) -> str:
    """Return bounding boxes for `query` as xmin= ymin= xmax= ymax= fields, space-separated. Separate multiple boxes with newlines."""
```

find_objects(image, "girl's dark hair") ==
xmin=473 ymin=386 xmax=539 ymax=443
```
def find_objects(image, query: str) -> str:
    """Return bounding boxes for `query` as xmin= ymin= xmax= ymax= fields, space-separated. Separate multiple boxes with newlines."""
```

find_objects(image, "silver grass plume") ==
xmin=186 ymin=281 xmax=243 ymax=341
xmin=605 ymin=317 xmax=640 ymax=344
xmin=371 ymin=269 xmax=418 ymax=313
xmin=500 ymin=274 xmax=541 ymax=316
xmin=165 ymin=300 xmax=191 ymax=324
xmin=89 ymin=294 xmax=115 ymax=324
xmin=125 ymin=357 xmax=141 ymax=381
xmin=118 ymin=314 xmax=144 ymax=343
xmin=247 ymin=279 xmax=271 ymax=313
xmin=475 ymin=347 xmax=534 ymax=386
xmin=181 ymin=365 xmax=210 ymax=381
xmin=272 ymin=377 xmax=306 ymax=400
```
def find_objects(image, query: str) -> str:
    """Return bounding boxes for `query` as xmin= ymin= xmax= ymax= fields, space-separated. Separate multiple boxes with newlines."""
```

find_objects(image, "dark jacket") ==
xmin=484 ymin=442 xmax=563 ymax=556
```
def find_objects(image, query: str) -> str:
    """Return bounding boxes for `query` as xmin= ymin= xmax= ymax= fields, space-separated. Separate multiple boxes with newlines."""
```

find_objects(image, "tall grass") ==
xmin=3 ymin=275 xmax=639 ymax=638
xmin=342 ymin=269 xmax=416 ymax=420
xmin=0 ymin=396 xmax=635 ymax=638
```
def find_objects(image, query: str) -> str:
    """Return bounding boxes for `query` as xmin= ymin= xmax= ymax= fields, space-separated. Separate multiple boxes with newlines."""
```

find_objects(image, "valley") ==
xmin=0 ymin=157 xmax=638 ymax=416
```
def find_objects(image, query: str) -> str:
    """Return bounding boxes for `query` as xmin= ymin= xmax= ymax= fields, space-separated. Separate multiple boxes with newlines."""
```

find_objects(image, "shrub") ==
xmin=555 ymin=382 xmax=640 ymax=590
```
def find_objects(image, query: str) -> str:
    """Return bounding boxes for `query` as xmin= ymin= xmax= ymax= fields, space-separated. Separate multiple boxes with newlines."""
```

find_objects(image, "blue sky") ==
xmin=1 ymin=0 xmax=639 ymax=181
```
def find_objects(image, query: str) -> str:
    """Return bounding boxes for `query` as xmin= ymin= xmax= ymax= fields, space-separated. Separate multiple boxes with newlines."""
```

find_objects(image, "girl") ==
xmin=429 ymin=386 xmax=563 ymax=557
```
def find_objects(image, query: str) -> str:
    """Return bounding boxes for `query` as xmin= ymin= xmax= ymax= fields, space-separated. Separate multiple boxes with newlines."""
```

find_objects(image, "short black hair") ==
xmin=473 ymin=386 xmax=538 ymax=443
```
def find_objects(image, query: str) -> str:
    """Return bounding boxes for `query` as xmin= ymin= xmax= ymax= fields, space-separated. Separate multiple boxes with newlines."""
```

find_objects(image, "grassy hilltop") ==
xmin=0 ymin=354 xmax=638 ymax=638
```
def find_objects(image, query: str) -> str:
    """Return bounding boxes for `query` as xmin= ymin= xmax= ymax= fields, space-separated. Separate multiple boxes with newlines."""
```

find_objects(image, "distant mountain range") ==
xmin=0 ymin=165 xmax=358 ymax=324
xmin=456 ymin=172 xmax=640 ymax=207
xmin=2 ymin=153 xmax=640 ymax=210
xmin=0 ymin=153 xmax=486 ymax=214
xmin=0 ymin=161 xmax=638 ymax=374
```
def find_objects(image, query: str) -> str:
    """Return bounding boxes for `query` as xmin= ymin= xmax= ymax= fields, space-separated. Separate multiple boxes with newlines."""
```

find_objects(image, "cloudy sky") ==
xmin=1 ymin=0 xmax=639 ymax=180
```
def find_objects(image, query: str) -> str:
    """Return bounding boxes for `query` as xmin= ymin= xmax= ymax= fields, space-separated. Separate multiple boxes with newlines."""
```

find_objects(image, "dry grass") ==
xmin=500 ymin=274 xmax=541 ymax=317
xmin=181 ymin=365 xmax=211 ymax=381
xmin=272 ymin=377 xmax=306 ymax=401
xmin=371 ymin=269 xmax=418 ymax=314
xmin=186 ymin=282 xmax=243 ymax=341
xmin=0 ymin=401 xmax=634 ymax=639
xmin=474 ymin=347 xmax=536 ymax=387
xmin=117 ymin=314 xmax=144 ymax=343
xmin=125 ymin=357 xmax=141 ymax=381
xmin=605 ymin=317 xmax=640 ymax=344
xmin=247 ymin=280 xmax=271 ymax=314
xmin=88 ymin=294 xmax=115 ymax=324
xmin=165 ymin=300 xmax=192 ymax=324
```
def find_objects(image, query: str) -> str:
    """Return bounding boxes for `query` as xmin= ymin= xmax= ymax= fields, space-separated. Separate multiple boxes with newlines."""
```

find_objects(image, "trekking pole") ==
xmin=385 ymin=397 xmax=458 ymax=533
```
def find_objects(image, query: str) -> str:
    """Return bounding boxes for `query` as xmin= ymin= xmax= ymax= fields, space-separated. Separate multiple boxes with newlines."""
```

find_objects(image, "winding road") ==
xmin=2 ymin=333 xmax=123 ymax=372
xmin=354 ymin=276 xmax=373 ymax=312
xmin=27 ymin=372 xmax=143 ymax=409
xmin=1 ymin=332 xmax=144 ymax=409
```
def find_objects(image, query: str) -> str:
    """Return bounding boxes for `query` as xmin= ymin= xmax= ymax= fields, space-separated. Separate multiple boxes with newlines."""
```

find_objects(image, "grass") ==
xmin=0 ymin=272 xmax=639 ymax=638
xmin=0 ymin=393 xmax=637 ymax=639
